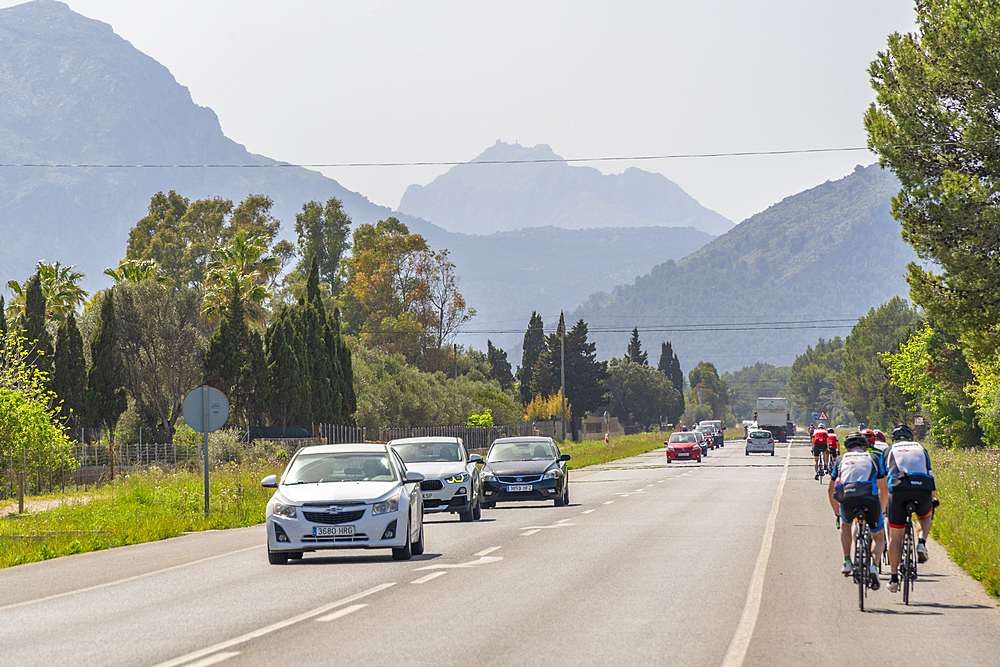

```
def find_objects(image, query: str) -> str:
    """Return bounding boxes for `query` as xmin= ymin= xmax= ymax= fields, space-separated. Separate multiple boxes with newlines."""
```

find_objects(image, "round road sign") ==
xmin=183 ymin=386 xmax=230 ymax=433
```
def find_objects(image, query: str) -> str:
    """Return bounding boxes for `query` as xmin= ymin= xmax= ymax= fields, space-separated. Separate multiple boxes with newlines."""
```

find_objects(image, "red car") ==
xmin=665 ymin=431 xmax=702 ymax=463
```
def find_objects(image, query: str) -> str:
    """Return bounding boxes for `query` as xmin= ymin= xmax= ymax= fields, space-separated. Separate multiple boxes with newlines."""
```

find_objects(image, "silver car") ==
xmin=745 ymin=429 xmax=775 ymax=456
xmin=261 ymin=443 xmax=425 ymax=563
xmin=389 ymin=436 xmax=483 ymax=521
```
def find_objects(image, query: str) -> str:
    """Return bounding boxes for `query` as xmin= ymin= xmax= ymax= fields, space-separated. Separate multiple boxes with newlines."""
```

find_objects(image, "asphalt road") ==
xmin=2 ymin=438 xmax=999 ymax=666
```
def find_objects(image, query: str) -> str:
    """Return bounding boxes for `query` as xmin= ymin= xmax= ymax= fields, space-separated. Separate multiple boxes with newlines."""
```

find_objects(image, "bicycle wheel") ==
xmin=902 ymin=520 xmax=914 ymax=605
xmin=854 ymin=519 xmax=867 ymax=611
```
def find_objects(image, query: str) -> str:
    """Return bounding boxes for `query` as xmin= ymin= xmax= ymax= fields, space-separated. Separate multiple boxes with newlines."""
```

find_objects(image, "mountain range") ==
xmin=0 ymin=0 xmax=716 ymax=352
xmin=0 ymin=0 xmax=916 ymax=374
xmin=398 ymin=140 xmax=733 ymax=236
xmin=573 ymin=163 xmax=916 ymax=371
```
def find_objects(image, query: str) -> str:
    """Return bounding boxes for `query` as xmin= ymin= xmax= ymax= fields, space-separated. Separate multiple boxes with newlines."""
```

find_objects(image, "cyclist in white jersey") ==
xmin=885 ymin=424 xmax=936 ymax=593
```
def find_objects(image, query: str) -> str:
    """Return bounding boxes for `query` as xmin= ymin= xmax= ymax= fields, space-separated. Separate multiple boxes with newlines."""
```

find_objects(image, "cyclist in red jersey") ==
xmin=812 ymin=426 xmax=829 ymax=479
xmin=826 ymin=428 xmax=839 ymax=470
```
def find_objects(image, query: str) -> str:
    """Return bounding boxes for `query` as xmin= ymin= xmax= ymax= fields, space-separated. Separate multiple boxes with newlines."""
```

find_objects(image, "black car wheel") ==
xmin=411 ymin=523 xmax=425 ymax=556
xmin=392 ymin=514 xmax=413 ymax=561
xmin=267 ymin=547 xmax=288 ymax=565
xmin=554 ymin=483 xmax=569 ymax=507
xmin=288 ymin=551 xmax=303 ymax=560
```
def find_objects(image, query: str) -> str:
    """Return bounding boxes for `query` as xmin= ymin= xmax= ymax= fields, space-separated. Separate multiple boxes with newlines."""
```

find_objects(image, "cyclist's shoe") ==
xmin=888 ymin=576 xmax=900 ymax=593
xmin=841 ymin=559 xmax=853 ymax=576
xmin=917 ymin=541 xmax=929 ymax=563
xmin=815 ymin=471 xmax=820 ymax=480
xmin=869 ymin=565 xmax=880 ymax=591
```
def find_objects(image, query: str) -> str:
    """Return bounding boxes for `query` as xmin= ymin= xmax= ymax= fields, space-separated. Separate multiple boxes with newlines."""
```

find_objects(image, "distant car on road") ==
xmin=745 ymin=429 xmax=775 ymax=456
xmin=836 ymin=424 xmax=851 ymax=430
xmin=389 ymin=436 xmax=483 ymax=522
xmin=699 ymin=420 xmax=725 ymax=447
xmin=665 ymin=431 xmax=702 ymax=463
xmin=481 ymin=436 xmax=570 ymax=508
xmin=261 ymin=443 xmax=425 ymax=564
xmin=691 ymin=429 xmax=710 ymax=456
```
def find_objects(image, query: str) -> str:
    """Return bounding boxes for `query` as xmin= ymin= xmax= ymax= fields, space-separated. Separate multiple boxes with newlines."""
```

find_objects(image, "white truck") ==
xmin=753 ymin=397 xmax=791 ymax=443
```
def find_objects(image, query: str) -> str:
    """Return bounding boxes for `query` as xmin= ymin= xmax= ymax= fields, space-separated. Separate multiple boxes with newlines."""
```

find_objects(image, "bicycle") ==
xmin=852 ymin=506 xmax=875 ymax=611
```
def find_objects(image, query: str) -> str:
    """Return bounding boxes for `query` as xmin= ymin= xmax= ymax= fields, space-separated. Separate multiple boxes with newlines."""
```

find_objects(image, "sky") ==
xmin=3 ymin=0 xmax=917 ymax=225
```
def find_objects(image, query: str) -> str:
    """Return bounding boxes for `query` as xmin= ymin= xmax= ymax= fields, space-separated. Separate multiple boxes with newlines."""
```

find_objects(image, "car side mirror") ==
xmin=261 ymin=474 xmax=278 ymax=489
xmin=559 ymin=453 xmax=571 ymax=462
xmin=469 ymin=454 xmax=484 ymax=464
xmin=405 ymin=471 xmax=425 ymax=484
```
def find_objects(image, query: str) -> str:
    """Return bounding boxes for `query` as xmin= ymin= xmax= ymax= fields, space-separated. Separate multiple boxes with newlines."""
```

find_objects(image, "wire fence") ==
xmin=1 ymin=421 xmax=541 ymax=502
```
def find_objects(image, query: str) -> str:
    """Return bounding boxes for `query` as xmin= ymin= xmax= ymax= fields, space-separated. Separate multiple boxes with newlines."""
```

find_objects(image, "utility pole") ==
xmin=560 ymin=312 xmax=566 ymax=442
xmin=453 ymin=343 xmax=458 ymax=380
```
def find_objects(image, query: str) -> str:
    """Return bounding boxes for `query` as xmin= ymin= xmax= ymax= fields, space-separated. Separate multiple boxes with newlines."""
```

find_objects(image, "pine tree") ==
xmin=23 ymin=273 xmax=53 ymax=379
xmin=53 ymin=312 xmax=88 ymax=427
xmin=626 ymin=327 xmax=647 ymax=365
xmin=87 ymin=290 xmax=127 ymax=477
xmin=564 ymin=319 xmax=608 ymax=416
xmin=486 ymin=340 xmax=514 ymax=390
xmin=518 ymin=311 xmax=545 ymax=405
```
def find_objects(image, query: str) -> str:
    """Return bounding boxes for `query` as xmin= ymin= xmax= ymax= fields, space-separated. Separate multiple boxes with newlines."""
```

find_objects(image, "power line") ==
xmin=0 ymin=139 xmax=996 ymax=170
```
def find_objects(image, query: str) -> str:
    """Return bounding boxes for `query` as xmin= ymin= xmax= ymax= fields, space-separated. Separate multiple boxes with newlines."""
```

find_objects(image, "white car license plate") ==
xmin=314 ymin=525 xmax=355 ymax=537
xmin=507 ymin=484 xmax=532 ymax=492
xmin=677 ymin=452 xmax=690 ymax=457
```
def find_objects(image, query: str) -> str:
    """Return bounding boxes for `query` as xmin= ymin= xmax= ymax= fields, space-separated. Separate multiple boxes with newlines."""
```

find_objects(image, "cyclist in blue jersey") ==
xmin=828 ymin=432 xmax=887 ymax=589
xmin=885 ymin=424 xmax=936 ymax=593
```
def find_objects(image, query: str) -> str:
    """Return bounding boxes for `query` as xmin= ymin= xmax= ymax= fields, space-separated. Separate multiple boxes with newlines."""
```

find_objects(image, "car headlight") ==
xmin=482 ymin=470 xmax=496 ymax=481
xmin=666 ymin=445 xmax=676 ymax=451
xmin=372 ymin=492 xmax=400 ymax=515
xmin=445 ymin=473 xmax=470 ymax=484
xmin=543 ymin=469 xmax=561 ymax=480
xmin=272 ymin=501 xmax=297 ymax=518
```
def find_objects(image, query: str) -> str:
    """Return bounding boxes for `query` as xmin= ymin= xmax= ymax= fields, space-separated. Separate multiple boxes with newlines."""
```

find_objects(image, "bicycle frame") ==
xmin=853 ymin=507 xmax=873 ymax=612
xmin=901 ymin=501 xmax=917 ymax=605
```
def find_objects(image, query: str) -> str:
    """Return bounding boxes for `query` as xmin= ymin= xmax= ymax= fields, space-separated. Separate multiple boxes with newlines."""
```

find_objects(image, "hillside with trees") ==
xmin=573 ymin=163 xmax=917 ymax=372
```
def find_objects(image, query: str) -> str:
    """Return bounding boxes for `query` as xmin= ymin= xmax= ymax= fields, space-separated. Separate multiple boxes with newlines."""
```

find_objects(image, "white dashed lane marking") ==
xmin=316 ymin=604 xmax=367 ymax=622
xmin=411 ymin=572 xmax=446 ymax=585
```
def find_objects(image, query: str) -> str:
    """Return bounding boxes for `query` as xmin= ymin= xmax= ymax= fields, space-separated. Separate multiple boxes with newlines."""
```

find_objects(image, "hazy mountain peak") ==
xmin=398 ymin=141 xmax=734 ymax=236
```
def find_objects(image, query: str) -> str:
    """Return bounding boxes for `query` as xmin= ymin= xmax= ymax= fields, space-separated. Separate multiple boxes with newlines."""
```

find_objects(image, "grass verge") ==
xmin=559 ymin=432 xmax=668 ymax=469
xmin=0 ymin=459 xmax=283 ymax=569
xmin=929 ymin=445 xmax=1000 ymax=598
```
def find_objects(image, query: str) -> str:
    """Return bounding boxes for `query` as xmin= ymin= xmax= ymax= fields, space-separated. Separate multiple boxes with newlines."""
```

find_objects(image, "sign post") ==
xmin=183 ymin=386 xmax=230 ymax=515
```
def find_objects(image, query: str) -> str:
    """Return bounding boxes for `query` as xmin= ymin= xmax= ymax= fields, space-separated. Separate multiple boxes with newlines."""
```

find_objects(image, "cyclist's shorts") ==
xmin=827 ymin=445 xmax=840 ymax=455
xmin=887 ymin=488 xmax=934 ymax=529
xmin=812 ymin=442 xmax=827 ymax=456
xmin=840 ymin=496 xmax=884 ymax=532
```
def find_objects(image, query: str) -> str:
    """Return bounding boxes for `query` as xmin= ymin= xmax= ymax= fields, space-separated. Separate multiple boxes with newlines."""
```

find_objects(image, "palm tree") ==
xmin=5 ymin=261 xmax=88 ymax=326
xmin=202 ymin=232 xmax=280 ymax=326
xmin=103 ymin=258 xmax=171 ymax=285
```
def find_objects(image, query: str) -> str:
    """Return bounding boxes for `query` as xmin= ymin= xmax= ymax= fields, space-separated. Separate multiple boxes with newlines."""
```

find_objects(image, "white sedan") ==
xmin=261 ymin=443 xmax=425 ymax=564
xmin=389 ymin=436 xmax=483 ymax=521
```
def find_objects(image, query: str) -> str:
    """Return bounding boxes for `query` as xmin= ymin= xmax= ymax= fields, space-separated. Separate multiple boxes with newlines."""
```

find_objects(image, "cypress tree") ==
xmin=204 ymin=291 xmax=249 ymax=426
xmin=486 ymin=340 xmax=514 ymax=390
xmin=518 ymin=311 xmax=545 ymax=404
xmin=23 ymin=273 xmax=53 ymax=379
xmin=265 ymin=309 xmax=305 ymax=427
xmin=325 ymin=316 xmax=346 ymax=423
xmin=53 ymin=312 xmax=88 ymax=426
xmin=306 ymin=255 xmax=323 ymax=312
xmin=626 ymin=327 xmax=647 ymax=365
xmin=246 ymin=330 xmax=269 ymax=427
xmin=658 ymin=341 xmax=685 ymax=393
xmin=0 ymin=295 xmax=7 ymax=336
xmin=87 ymin=290 xmax=127 ymax=477
xmin=333 ymin=307 xmax=356 ymax=422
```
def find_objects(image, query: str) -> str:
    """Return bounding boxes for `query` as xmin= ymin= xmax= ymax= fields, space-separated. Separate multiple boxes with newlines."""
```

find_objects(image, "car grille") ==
xmin=497 ymin=475 xmax=542 ymax=484
xmin=421 ymin=480 xmax=444 ymax=491
xmin=302 ymin=534 xmax=369 ymax=543
xmin=302 ymin=509 xmax=366 ymax=525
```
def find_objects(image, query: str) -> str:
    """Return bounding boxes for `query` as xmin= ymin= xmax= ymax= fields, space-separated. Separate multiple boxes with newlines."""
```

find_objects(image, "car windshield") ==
xmin=283 ymin=452 xmax=396 ymax=484
xmin=669 ymin=434 xmax=696 ymax=443
xmin=487 ymin=441 xmax=555 ymax=462
xmin=393 ymin=442 xmax=462 ymax=463
xmin=750 ymin=431 xmax=771 ymax=439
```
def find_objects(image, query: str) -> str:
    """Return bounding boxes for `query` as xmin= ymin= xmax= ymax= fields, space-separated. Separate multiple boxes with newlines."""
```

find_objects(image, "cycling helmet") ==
xmin=827 ymin=427 xmax=835 ymax=433
xmin=844 ymin=432 xmax=868 ymax=450
xmin=861 ymin=428 xmax=876 ymax=443
xmin=817 ymin=423 xmax=825 ymax=429
xmin=874 ymin=429 xmax=886 ymax=443
xmin=891 ymin=424 xmax=913 ymax=441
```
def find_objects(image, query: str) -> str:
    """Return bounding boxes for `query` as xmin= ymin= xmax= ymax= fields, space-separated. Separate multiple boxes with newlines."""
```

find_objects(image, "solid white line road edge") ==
xmin=152 ymin=582 xmax=396 ymax=667
xmin=720 ymin=441 xmax=791 ymax=667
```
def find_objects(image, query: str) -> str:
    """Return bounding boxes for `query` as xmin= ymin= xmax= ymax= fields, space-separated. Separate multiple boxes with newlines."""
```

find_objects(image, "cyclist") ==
xmin=812 ymin=425 xmax=829 ymax=479
xmin=826 ymin=428 xmax=839 ymax=472
xmin=828 ymin=432 xmax=887 ymax=589
xmin=885 ymin=424 xmax=936 ymax=593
